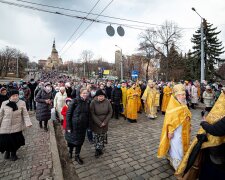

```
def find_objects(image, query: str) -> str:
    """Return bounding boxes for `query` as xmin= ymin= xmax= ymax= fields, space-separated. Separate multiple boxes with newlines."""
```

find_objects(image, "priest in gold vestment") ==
xmin=175 ymin=88 xmax=225 ymax=179
xmin=161 ymin=83 xmax=172 ymax=114
xmin=126 ymin=82 xmax=141 ymax=123
xmin=141 ymin=80 xmax=159 ymax=119
xmin=157 ymin=84 xmax=192 ymax=170
xmin=121 ymin=82 xmax=127 ymax=117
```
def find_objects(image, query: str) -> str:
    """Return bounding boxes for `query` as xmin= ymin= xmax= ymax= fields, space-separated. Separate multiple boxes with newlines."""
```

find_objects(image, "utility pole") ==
xmin=115 ymin=45 xmax=123 ymax=80
xmin=84 ymin=62 xmax=86 ymax=77
xmin=192 ymin=7 xmax=205 ymax=82
xmin=16 ymin=57 xmax=19 ymax=78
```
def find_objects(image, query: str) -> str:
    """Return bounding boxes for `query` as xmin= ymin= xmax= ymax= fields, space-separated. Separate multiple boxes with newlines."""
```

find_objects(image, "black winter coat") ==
xmin=201 ymin=117 xmax=225 ymax=165
xmin=111 ymin=87 xmax=122 ymax=105
xmin=65 ymin=97 xmax=90 ymax=145
xmin=105 ymin=86 xmax=112 ymax=100
xmin=0 ymin=94 xmax=8 ymax=108
xmin=35 ymin=89 xmax=53 ymax=121
xmin=28 ymin=82 xmax=37 ymax=98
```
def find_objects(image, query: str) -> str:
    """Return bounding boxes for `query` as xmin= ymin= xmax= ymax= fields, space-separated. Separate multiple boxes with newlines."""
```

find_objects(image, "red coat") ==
xmin=61 ymin=105 xmax=68 ymax=130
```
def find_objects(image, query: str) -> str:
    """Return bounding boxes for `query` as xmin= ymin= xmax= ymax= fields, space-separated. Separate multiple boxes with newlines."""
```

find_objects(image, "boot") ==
xmin=99 ymin=149 xmax=103 ymax=156
xmin=69 ymin=148 xmax=73 ymax=159
xmin=4 ymin=151 xmax=10 ymax=159
xmin=44 ymin=126 xmax=48 ymax=132
xmin=95 ymin=149 xmax=100 ymax=158
xmin=69 ymin=151 xmax=73 ymax=159
xmin=75 ymin=155 xmax=83 ymax=165
xmin=39 ymin=121 xmax=43 ymax=129
xmin=11 ymin=152 xmax=18 ymax=161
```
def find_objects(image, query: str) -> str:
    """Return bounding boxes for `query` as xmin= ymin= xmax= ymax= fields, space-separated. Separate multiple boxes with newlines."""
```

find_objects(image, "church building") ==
xmin=43 ymin=39 xmax=63 ymax=71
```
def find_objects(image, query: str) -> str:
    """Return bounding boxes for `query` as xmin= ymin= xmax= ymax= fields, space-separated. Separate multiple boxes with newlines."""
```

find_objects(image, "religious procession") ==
xmin=0 ymin=70 xmax=225 ymax=179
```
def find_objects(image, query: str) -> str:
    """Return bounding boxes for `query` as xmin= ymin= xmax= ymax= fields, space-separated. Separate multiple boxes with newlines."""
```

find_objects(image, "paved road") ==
xmin=0 ymin=108 xmax=202 ymax=180
xmin=0 ymin=112 xmax=53 ymax=180
xmin=71 ymin=108 xmax=202 ymax=180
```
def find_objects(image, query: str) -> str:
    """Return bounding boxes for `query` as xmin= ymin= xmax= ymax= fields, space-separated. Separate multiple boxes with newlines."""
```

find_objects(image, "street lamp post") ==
xmin=192 ymin=7 xmax=205 ymax=82
xmin=115 ymin=45 xmax=123 ymax=80
xmin=16 ymin=57 xmax=19 ymax=78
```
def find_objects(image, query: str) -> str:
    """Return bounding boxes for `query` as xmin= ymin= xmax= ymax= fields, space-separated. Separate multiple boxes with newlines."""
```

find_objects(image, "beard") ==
xmin=177 ymin=98 xmax=187 ymax=105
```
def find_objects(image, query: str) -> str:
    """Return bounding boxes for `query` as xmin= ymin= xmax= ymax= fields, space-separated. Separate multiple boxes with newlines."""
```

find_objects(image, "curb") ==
xmin=49 ymin=121 xmax=64 ymax=180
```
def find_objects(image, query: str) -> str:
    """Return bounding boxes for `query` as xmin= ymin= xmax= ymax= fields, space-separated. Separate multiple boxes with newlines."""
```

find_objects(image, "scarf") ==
xmin=6 ymin=100 xmax=18 ymax=111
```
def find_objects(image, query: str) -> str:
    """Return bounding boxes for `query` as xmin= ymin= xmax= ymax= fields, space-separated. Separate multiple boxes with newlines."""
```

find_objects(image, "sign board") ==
xmin=103 ymin=70 xmax=110 ymax=75
xmin=131 ymin=70 xmax=139 ymax=78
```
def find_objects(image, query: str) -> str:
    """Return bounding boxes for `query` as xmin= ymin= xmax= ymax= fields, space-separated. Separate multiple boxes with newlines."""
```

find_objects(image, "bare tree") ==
xmin=139 ymin=21 xmax=182 ymax=80
xmin=0 ymin=46 xmax=29 ymax=78
xmin=80 ymin=50 xmax=94 ymax=78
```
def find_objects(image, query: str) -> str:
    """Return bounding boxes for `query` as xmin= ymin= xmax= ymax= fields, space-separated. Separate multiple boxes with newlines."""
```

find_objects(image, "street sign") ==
xmin=132 ymin=70 xmax=139 ymax=75
xmin=131 ymin=70 xmax=139 ymax=78
xmin=106 ymin=25 xmax=115 ymax=37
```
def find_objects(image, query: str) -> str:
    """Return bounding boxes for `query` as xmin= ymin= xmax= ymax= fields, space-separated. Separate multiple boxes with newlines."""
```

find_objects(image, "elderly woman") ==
xmin=54 ymin=86 xmax=67 ymax=123
xmin=65 ymin=88 xmax=90 ymax=165
xmin=203 ymin=85 xmax=215 ymax=113
xmin=90 ymin=89 xmax=113 ymax=158
xmin=0 ymin=90 xmax=32 ymax=161
xmin=35 ymin=82 xmax=53 ymax=131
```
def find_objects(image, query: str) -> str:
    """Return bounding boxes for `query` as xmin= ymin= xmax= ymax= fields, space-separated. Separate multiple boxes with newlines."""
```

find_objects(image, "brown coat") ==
xmin=90 ymin=98 xmax=113 ymax=134
xmin=0 ymin=100 xmax=32 ymax=134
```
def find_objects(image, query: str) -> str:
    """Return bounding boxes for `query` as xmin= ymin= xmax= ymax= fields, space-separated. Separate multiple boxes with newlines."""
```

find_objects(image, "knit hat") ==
xmin=95 ymin=89 xmax=106 ymax=97
xmin=0 ymin=87 xmax=7 ymax=93
xmin=9 ymin=89 xmax=19 ymax=97
xmin=44 ymin=82 xmax=51 ymax=87
xmin=65 ymin=98 xmax=72 ymax=104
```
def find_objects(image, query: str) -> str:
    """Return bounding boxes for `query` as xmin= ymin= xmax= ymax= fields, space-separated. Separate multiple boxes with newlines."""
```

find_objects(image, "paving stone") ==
xmin=0 ymin=115 xmax=53 ymax=180
xmin=0 ymin=108 xmax=199 ymax=180
xmin=118 ymin=175 xmax=129 ymax=180
xmin=159 ymin=172 xmax=170 ymax=179
xmin=134 ymin=169 xmax=145 ymax=175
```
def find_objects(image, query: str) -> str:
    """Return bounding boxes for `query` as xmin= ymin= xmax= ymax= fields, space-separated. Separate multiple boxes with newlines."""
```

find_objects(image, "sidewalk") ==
xmin=0 ymin=112 xmax=55 ymax=180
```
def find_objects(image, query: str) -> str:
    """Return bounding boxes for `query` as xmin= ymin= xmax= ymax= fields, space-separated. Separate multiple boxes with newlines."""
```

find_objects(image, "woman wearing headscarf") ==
xmin=65 ymin=88 xmax=90 ymax=165
xmin=54 ymin=86 xmax=67 ymax=123
xmin=0 ymin=90 xmax=32 ymax=161
xmin=35 ymin=82 xmax=53 ymax=131
xmin=90 ymin=89 xmax=113 ymax=158
xmin=0 ymin=87 xmax=8 ymax=108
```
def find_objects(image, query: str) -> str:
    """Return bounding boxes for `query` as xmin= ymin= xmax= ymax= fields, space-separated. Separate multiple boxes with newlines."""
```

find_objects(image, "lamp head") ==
xmin=192 ymin=7 xmax=196 ymax=11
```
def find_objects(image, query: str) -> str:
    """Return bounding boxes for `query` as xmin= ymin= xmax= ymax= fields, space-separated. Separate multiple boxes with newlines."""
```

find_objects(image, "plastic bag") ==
xmin=51 ymin=108 xmax=57 ymax=121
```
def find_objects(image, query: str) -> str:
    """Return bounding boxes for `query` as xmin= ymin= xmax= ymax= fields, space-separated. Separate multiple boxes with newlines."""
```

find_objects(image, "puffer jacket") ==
xmin=203 ymin=91 xmax=215 ymax=107
xmin=0 ymin=100 xmax=32 ymax=134
xmin=35 ymin=89 xmax=53 ymax=121
xmin=111 ymin=87 xmax=122 ymax=105
xmin=65 ymin=97 xmax=90 ymax=145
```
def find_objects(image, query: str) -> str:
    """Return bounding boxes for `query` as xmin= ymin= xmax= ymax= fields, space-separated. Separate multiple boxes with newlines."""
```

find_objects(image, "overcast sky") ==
xmin=0 ymin=0 xmax=225 ymax=63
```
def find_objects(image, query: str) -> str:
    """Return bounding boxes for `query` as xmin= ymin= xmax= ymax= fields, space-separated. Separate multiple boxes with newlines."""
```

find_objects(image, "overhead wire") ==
xmin=14 ymin=0 xmax=197 ymax=30
xmin=59 ymin=0 xmax=101 ymax=53
xmin=0 ymin=0 xmax=148 ymax=31
xmin=60 ymin=0 xmax=114 ymax=56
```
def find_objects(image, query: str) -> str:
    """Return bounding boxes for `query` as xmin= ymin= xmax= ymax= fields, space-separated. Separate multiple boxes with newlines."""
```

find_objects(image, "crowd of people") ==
xmin=0 ymin=71 xmax=225 ymax=179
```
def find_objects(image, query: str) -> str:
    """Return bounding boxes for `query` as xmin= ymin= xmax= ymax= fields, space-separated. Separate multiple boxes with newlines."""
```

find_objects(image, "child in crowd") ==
xmin=61 ymin=98 xmax=72 ymax=130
